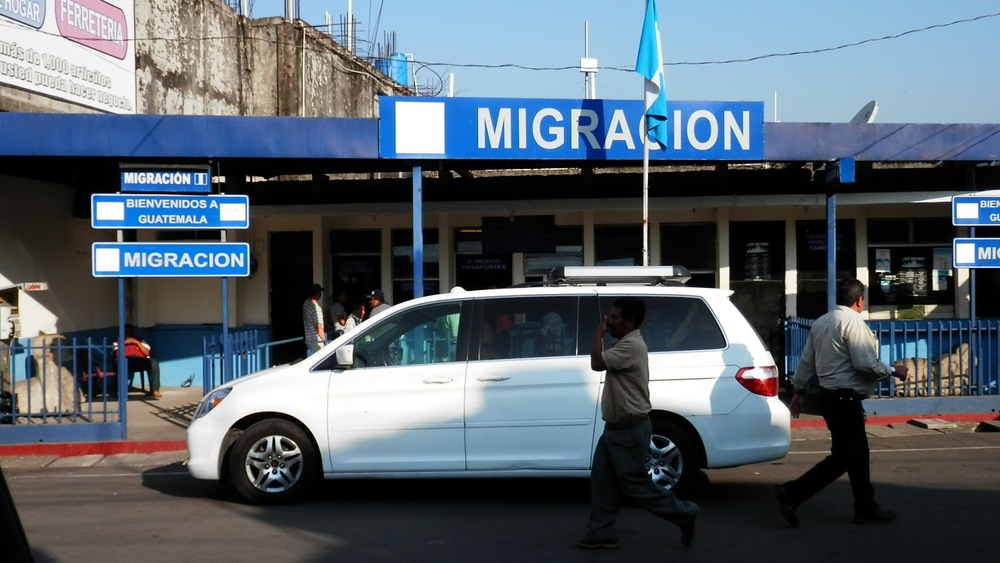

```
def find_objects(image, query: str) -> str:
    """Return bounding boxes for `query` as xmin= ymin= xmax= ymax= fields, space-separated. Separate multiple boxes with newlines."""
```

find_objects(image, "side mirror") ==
xmin=335 ymin=344 xmax=355 ymax=368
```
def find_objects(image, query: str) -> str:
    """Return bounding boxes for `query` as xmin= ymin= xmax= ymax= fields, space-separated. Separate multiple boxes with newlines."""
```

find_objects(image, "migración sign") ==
xmin=92 ymin=242 xmax=251 ymax=277
xmin=953 ymin=238 xmax=1000 ymax=268
xmin=120 ymin=167 xmax=211 ymax=193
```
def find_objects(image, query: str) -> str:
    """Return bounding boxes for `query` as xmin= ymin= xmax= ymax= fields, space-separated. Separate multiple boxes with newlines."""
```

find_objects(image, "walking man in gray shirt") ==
xmin=775 ymin=279 xmax=908 ymax=527
xmin=577 ymin=296 xmax=698 ymax=550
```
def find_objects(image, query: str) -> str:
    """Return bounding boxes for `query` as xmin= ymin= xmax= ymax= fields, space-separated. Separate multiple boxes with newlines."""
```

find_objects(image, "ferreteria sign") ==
xmin=378 ymin=96 xmax=764 ymax=161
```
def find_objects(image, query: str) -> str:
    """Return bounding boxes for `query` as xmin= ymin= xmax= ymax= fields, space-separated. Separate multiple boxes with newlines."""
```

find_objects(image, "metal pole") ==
xmin=971 ymin=226 xmax=976 ymax=322
xmin=117 ymin=277 xmax=127 ymax=439
xmin=642 ymin=119 xmax=650 ymax=266
xmin=413 ymin=165 xmax=424 ymax=298
xmin=827 ymin=192 xmax=836 ymax=312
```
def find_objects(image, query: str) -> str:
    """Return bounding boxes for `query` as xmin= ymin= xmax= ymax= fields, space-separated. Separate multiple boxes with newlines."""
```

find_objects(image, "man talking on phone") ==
xmin=577 ymin=296 xmax=699 ymax=550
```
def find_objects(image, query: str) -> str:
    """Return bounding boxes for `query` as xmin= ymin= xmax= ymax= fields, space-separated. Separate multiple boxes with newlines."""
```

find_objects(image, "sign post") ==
xmin=949 ymin=194 xmax=1000 ymax=322
xmin=93 ymin=165 xmax=249 ymax=431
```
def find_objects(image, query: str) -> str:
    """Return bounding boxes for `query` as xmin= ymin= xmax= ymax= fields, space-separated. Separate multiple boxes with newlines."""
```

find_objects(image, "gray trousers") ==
xmin=584 ymin=418 xmax=699 ymax=540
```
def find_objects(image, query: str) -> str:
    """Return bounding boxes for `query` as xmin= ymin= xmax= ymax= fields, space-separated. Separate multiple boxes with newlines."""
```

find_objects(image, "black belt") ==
xmin=818 ymin=387 xmax=866 ymax=401
xmin=605 ymin=413 xmax=649 ymax=431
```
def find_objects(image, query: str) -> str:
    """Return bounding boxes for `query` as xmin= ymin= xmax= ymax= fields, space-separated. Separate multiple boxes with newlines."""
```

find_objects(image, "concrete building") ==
xmin=2 ymin=1 xmax=999 ymax=388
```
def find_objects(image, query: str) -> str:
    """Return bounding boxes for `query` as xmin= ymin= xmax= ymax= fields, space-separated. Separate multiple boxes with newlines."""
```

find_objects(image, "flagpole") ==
xmin=636 ymin=0 xmax=664 ymax=267
xmin=642 ymin=119 xmax=650 ymax=266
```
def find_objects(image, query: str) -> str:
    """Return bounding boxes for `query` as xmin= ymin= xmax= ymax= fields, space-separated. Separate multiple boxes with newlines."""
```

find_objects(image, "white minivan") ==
xmin=187 ymin=266 xmax=791 ymax=504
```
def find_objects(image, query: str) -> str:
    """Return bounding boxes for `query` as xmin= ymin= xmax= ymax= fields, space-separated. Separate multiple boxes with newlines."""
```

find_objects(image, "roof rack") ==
xmin=543 ymin=266 xmax=691 ymax=286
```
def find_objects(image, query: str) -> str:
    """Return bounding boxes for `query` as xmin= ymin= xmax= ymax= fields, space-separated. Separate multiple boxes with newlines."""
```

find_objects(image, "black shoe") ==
xmin=774 ymin=485 xmax=799 ymax=528
xmin=853 ymin=509 xmax=896 ymax=524
xmin=576 ymin=536 xmax=619 ymax=549
xmin=680 ymin=513 xmax=697 ymax=548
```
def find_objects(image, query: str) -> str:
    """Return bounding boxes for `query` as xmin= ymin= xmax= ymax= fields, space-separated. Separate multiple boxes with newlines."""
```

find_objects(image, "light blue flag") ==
xmin=635 ymin=0 xmax=667 ymax=149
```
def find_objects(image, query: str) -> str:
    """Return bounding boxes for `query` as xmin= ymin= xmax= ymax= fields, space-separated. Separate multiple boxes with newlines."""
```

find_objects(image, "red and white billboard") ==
xmin=0 ymin=0 xmax=136 ymax=114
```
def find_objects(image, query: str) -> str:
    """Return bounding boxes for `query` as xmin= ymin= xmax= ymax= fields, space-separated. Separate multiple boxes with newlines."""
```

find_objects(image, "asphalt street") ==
xmin=3 ymin=427 xmax=998 ymax=563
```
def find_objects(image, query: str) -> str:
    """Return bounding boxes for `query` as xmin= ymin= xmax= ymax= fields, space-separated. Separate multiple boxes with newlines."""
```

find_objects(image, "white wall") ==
xmin=0 ymin=175 xmax=118 ymax=336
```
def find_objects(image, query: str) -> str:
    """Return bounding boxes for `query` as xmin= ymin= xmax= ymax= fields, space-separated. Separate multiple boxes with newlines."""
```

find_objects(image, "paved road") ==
xmin=4 ymin=429 xmax=999 ymax=563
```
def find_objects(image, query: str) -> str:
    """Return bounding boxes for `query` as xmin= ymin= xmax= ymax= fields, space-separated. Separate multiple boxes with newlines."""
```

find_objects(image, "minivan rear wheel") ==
xmin=647 ymin=419 xmax=698 ymax=494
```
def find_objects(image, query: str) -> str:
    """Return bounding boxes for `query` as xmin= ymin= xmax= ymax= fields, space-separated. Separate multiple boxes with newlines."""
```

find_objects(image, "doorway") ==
xmin=269 ymin=232 xmax=314 ymax=365
xmin=729 ymin=221 xmax=786 ymax=370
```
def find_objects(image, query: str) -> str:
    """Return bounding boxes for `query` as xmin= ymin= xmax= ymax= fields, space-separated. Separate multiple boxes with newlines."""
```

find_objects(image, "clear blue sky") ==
xmin=248 ymin=1 xmax=1000 ymax=124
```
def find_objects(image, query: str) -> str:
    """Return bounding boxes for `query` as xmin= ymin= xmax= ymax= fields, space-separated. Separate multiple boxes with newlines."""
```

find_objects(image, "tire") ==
xmin=229 ymin=419 xmax=318 ymax=505
xmin=647 ymin=418 xmax=699 ymax=495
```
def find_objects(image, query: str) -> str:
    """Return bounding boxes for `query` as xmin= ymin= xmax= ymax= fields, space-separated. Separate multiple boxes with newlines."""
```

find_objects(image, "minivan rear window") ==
xmin=600 ymin=296 xmax=726 ymax=352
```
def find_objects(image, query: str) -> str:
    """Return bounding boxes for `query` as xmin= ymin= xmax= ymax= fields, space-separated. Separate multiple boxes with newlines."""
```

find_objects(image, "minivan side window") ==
xmin=599 ymin=296 xmax=725 ymax=352
xmin=478 ymin=297 xmax=578 ymax=360
xmin=349 ymin=302 xmax=465 ymax=367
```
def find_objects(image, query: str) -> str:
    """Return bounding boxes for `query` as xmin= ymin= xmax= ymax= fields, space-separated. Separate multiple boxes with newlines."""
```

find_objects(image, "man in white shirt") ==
xmin=775 ymin=279 xmax=908 ymax=527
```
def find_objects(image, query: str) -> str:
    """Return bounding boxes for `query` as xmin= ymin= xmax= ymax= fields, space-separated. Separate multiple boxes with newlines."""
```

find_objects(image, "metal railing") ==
xmin=0 ymin=337 xmax=128 ymax=443
xmin=202 ymin=332 xmax=303 ymax=395
xmin=784 ymin=317 xmax=1000 ymax=398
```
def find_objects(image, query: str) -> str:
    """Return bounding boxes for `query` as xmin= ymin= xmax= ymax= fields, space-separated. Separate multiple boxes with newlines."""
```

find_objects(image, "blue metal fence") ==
xmin=0 ymin=337 xmax=128 ymax=444
xmin=784 ymin=317 xmax=1000 ymax=398
xmin=201 ymin=332 xmax=303 ymax=395
xmin=0 ymin=330 xmax=303 ymax=445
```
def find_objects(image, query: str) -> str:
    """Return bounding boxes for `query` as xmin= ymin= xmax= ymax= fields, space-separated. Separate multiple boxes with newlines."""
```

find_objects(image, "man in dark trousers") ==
xmin=577 ymin=296 xmax=698 ymax=550
xmin=776 ymin=279 xmax=908 ymax=527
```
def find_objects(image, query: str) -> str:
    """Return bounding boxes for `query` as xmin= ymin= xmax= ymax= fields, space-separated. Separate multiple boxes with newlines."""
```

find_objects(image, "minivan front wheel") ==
xmin=229 ymin=419 xmax=318 ymax=505
xmin=647 ymin=419 xmax=697 ymax=494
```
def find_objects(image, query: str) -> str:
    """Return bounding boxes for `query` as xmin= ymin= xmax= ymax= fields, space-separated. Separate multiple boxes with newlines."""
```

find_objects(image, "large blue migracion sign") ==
xmin=378 ymin=97 xmax=764 ymax=161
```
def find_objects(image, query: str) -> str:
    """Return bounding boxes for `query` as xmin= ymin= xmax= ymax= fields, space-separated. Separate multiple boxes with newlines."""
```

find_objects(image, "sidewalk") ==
xmin=0 ymin=385 xmax=203 ymax=469
xmin=0 ymin=387 xmax=998 ymax=470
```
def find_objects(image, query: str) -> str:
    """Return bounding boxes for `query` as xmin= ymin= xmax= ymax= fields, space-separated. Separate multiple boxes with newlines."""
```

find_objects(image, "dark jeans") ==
xmin=126 ymin=357 xmax=160 ymax=393
xmin=783 ymin=388 xmax=878 ymax=515
xmin=584 ymin=418 xmax=698 ymax=541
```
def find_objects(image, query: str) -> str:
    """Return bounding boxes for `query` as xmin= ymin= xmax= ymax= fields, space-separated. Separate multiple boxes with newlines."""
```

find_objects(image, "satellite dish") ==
xmin=849 ymin=100 xmax=879 ymax=124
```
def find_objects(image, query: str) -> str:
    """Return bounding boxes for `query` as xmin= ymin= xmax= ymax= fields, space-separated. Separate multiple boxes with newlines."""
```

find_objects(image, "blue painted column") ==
xmin=117 ymin=278 xmax=127 ymax=439
xmin=827 ymin=193 xmax=836 ymax=313
xmin=413 ymin=165 xmax=424 ymax=298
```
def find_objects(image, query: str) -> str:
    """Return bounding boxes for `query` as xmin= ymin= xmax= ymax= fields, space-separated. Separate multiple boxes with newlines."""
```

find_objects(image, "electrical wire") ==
xmin=1 ymin=9 xmax=995 ymax=89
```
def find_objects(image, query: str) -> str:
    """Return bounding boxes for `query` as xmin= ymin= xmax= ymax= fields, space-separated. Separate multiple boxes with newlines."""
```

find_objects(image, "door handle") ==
xmin=476 ymin=374 xmax=510 ymax=382
xmin=422 ymin=377 xmax=454 ymax=384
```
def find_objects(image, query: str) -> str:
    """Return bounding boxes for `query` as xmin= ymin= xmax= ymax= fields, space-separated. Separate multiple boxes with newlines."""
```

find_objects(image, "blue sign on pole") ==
xmin=378 ymin=97 xmax=764 ymax=161
xmin=952 ymin=195 xmax=1000 ymax=226
xmin=92 ymin=242 xmax=251 ymax=277
xmin=120 ymin=168 xmax=212 ymax=193
xmin=953 ymin=238 xmax=1000 ymax=268
xmin=91 ymin=194 xmax=250 ymax=229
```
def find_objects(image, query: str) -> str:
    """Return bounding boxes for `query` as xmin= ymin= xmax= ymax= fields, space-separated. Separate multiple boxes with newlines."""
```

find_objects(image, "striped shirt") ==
xmin=302 ymin=299 xmax=324 ymax=346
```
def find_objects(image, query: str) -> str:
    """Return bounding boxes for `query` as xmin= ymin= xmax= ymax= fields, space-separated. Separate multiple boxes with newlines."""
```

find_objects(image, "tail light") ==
xmin=736 ymin=365 xmax=779 ymax=396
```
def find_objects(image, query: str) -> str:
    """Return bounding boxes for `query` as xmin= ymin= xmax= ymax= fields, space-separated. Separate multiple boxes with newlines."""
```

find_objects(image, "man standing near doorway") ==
xmin=366 ymin=289 xmax=390 ymax=319
xmin=302 ymin=283 xmax=326 ymax=356
xmin=578 ymin=296 xmax=698 ymax=550
xmin=775 ymin=279 xmax=908 ymax=527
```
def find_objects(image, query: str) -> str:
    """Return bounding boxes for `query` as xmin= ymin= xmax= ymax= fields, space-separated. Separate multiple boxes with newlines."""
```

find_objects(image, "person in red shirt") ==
xmin=114 ymin=324 xmax=162 ymax=399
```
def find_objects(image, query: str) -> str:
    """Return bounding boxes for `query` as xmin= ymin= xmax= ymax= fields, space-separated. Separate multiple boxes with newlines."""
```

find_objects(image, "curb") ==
xmin=0 ymin=440 xmax=186 ymax=458
xmin=2 ymin=413 xmax=997 ymax=460
xmin=790 ymin=412 xmax=999 ymax=430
